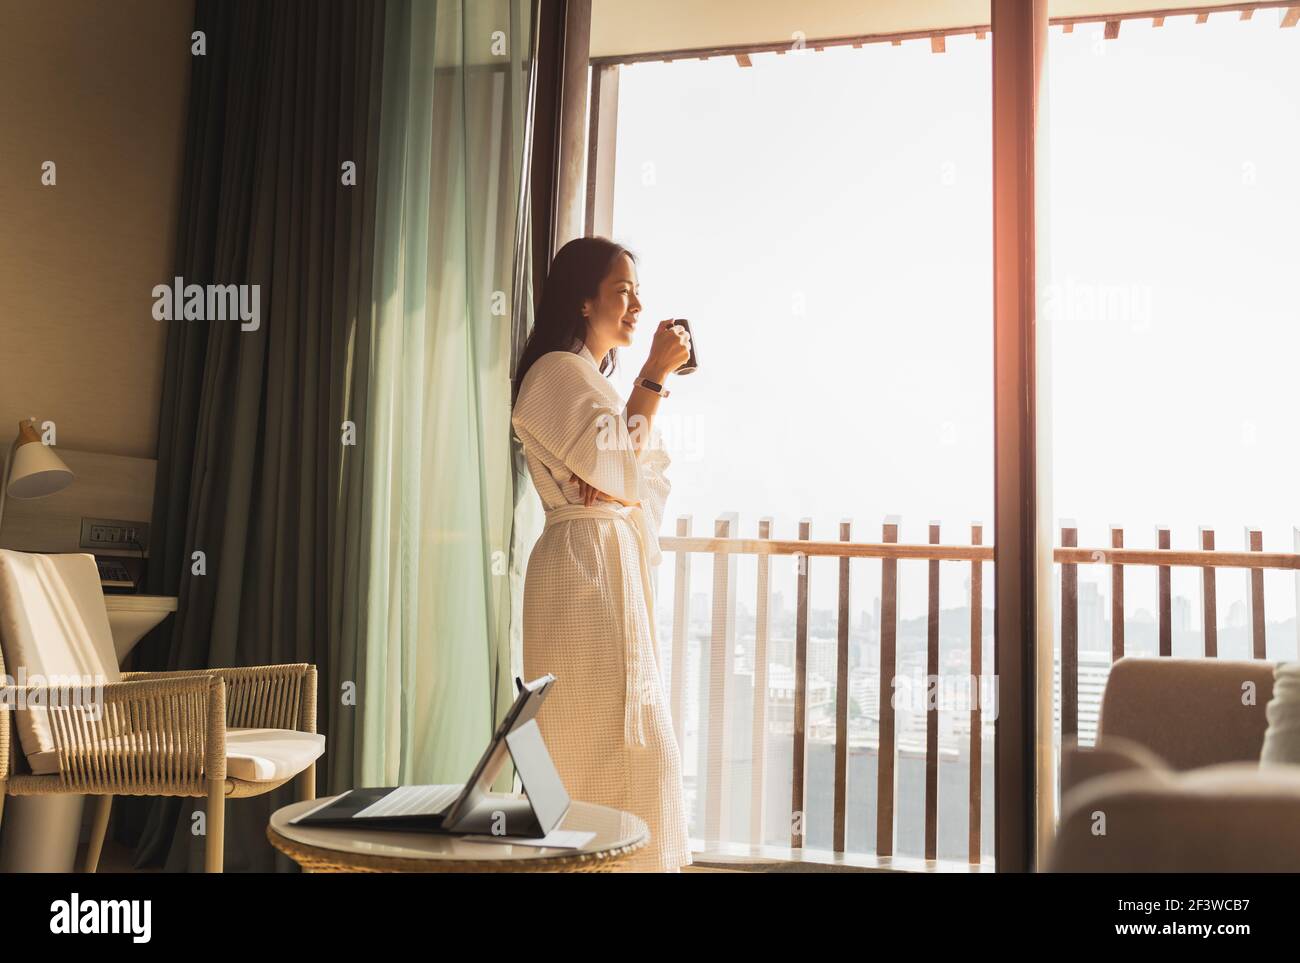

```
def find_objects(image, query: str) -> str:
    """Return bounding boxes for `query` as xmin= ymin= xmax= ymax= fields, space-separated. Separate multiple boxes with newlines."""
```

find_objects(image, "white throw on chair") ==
xmin=0 ymin=550 xmax=323 ymax=872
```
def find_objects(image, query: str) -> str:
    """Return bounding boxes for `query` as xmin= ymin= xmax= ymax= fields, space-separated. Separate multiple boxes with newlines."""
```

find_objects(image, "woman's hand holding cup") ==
xmin=641 ymin=319 xmax=691 ymax=383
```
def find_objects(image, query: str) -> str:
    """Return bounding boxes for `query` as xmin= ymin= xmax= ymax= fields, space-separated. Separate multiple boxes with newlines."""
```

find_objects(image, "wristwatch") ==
xmin=635 ymin=376 xmax=670 ymax=398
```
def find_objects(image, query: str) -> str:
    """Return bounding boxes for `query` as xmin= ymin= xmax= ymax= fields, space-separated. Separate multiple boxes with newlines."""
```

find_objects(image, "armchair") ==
xmin=1048 ymin=657 xmax=1300 ymax=872
xmin=0 ymin=550 xmax=322 ymax=872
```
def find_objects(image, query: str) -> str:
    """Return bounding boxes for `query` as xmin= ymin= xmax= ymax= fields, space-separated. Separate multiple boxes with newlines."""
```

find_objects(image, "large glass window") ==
xmin=608 ymin=34 xmax=994 ymax=863
xmin=1048 ymin=14 xmax=1300 ymax=747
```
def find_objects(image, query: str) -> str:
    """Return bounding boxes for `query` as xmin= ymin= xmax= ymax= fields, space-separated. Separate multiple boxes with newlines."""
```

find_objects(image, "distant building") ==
xmin=1053 ymin=649 xmax=1112 ymax=747
xmin=1079 ymin=580 xmax=1105 ymax=651
xmin=1228 ymin=599 xmax=1247 ymax=628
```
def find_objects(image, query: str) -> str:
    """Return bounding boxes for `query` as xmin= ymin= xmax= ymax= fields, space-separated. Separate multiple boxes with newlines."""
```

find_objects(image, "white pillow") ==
xmin=1260 ymin=662 xmax=1300 ymax=766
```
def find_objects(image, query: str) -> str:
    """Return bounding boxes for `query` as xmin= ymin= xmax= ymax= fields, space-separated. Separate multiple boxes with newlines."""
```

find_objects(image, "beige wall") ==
xmin=0 ymin=0 xmax=194 ymax=458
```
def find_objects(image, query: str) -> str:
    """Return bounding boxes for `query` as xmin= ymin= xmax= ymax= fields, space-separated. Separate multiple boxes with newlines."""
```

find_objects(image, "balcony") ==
xmin=656 ymin=514 xmax=1300 ymax=871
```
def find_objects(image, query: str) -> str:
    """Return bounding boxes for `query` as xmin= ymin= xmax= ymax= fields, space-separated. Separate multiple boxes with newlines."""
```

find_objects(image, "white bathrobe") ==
xmin=511 ymin=341 xmax=691 ymax=871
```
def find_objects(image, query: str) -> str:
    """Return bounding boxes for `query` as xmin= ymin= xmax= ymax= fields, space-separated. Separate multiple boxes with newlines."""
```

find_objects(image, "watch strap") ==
xmin=636 ymin=377 xmax=670 ymax=398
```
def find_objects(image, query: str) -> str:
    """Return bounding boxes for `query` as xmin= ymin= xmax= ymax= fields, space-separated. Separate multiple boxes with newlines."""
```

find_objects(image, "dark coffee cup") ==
xmin=673 ymin=318 xmax=697 ymax=374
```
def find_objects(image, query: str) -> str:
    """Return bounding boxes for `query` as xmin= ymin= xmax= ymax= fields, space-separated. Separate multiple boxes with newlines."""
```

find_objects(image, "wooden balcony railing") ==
xmin=659 ymin=515 xmax=1300 ymax=867
xmin=1056 ymin=523 xmax=1300 ymax=739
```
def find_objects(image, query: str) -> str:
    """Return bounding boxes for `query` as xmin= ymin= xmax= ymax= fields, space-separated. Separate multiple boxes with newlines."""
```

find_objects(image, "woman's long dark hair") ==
xmin=511 ymin=236 xmax=636 ymax=407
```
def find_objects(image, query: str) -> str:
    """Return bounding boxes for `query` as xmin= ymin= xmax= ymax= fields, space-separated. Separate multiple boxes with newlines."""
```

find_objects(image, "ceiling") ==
xmin=590 ymin=0 xmax=1293 ymax=60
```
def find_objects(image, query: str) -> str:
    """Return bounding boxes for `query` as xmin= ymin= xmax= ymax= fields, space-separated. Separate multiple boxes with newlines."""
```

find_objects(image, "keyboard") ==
xmin=353 ymin=784 xmax=463 ymax=819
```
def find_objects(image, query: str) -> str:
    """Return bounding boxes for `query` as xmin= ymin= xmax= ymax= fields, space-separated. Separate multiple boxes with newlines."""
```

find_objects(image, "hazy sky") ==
xmin=608 ymin=13 xmax=1300 ymax=629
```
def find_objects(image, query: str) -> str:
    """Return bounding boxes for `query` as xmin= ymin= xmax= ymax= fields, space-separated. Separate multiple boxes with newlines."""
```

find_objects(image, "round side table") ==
xmin=268 ymin=792 xmax=648 ymax=872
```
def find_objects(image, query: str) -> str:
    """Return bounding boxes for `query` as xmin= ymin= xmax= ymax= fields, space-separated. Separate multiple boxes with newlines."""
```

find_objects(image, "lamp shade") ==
xmin=8 ymin=437 xmax=74 ymax=499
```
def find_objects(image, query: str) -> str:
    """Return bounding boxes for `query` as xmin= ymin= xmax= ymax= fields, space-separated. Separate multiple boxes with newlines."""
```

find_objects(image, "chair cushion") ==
xmin=225 ymin=727 xmax=325 ymax=782
xmin=0 ymin=551 xmax=121 ymax=766
xmin=1050 ymin=762 xmax=1300 ymax=871
xmin=25 ymin=726 xmax=325 ymax=781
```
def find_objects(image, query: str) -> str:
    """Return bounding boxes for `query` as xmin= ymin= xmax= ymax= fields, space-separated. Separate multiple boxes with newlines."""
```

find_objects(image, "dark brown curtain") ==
xmin=115 ymin=0 xmax=387 ymax=871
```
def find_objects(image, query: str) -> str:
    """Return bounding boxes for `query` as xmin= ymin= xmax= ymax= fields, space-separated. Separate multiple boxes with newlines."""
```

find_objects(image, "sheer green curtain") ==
xmin=360 ymin=0 xmax=537 ymax=788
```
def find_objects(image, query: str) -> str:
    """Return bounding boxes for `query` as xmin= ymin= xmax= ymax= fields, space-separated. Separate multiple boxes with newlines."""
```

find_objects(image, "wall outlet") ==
xmin=80 ymin=517 xmax=150 ymax=553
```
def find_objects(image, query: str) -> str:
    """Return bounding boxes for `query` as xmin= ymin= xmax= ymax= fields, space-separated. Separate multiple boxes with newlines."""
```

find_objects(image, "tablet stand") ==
xmin=443 ymin=718 xmax=571 ymax=838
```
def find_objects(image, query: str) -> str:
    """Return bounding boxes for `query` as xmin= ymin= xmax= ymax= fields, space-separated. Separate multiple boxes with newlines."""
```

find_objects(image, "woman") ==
xmin=510 ymin=236 xmax=693 ymax=872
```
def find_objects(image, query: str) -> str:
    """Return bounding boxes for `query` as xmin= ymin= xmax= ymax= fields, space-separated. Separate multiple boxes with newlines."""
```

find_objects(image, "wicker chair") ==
xmin=0 ymin=551 xmax=321 ymax=872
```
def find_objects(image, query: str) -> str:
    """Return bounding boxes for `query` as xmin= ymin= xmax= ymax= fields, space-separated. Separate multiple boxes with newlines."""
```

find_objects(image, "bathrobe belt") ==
xmin=543 ymin=501 xmax=663 ymax=747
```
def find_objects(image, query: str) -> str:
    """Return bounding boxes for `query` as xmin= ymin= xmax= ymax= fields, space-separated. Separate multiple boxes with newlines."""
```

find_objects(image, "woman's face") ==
xmin=583 ymin=253 xmax=641 ymax=349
